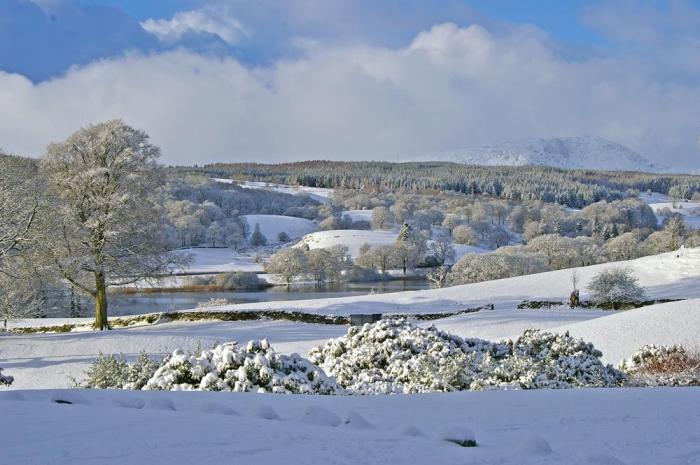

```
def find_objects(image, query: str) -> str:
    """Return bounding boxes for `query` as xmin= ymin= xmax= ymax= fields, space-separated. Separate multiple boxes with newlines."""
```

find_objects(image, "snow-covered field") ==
xmin=341 ymin=209 xmax=373 ymax=222
xmin=296 ymin=229 xmax=398 ymax=258
xmin=176 ymin=247 xmax=263 ymax=273
xmin=296 ymin=228 xmax=488 ymax=261
xmin=238 ymin=180 xmax=334 ymax=204
xmin=243 ymin=214 xmax=318 ymax=241
xmin=3 ymin=387 xmax=698 ymax=465
xmin=4 ymin=248 xmax=700 ymax=465
xmin=648 ymin=201 xmax=700 ymax=228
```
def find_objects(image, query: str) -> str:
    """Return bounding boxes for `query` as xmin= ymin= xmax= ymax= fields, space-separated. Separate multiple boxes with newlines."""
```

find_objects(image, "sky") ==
xmin=0 ymin=0 xmax=699 ymax=168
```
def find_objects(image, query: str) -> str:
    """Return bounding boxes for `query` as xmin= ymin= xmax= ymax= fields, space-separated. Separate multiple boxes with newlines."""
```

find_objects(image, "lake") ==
xmin=107 ymin=280 xmax=430 ymax=316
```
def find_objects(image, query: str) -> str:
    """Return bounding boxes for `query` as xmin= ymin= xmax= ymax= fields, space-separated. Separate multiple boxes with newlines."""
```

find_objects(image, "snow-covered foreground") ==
xmin=2 ymin=387 xmax=698 ymax=465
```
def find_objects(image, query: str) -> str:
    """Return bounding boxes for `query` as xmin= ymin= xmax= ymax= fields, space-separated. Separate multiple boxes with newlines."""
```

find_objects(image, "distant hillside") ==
xmin=418 ymin=136 xmax=666 ymax=172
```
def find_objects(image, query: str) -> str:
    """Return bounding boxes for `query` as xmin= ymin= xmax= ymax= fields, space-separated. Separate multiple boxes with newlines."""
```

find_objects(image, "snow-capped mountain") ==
xmin=418 ymin=136 xmax=667 ymax=172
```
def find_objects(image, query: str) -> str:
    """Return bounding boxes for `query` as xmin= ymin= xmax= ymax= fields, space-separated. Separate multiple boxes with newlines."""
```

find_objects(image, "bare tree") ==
xmin=427 ymin=265 xmax=449 ymax=289
xmin=41 ymin=120 xmax=183 ymax=330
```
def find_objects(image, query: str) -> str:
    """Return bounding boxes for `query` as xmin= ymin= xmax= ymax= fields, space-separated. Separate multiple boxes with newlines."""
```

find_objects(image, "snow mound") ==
xmin=296 ymin=229 xmax=398 ymax=258
xmin=300 ymin=405 xmax=342 ymax=427
xmin=145 ymin=339 xmax=340 ymax=395
xmin=442 ymin=426 xmax=477 ymax=447
xmin=343 ymin=411 xmax=372 ymax=429
xmin=256 ymin=404 xmax=280 ymax=420
xmin=518 ymin=436 xmax=552 ymax=455
xmin=309 ymin=318 xmax=624 ymax=393
xmin=419 ymin=136 xmax=666 ymax=172
xmin=243 ymin=214 xmax=318 ymax=242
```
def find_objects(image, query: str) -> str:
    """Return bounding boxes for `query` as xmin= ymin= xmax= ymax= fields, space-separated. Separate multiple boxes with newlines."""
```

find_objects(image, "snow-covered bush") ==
xmin=621 ymin=344 xmax=700 ymax=387
xmin=214 ymin=271 xmax=266 ymax=290
xmin=75 ymin=352 xmax=159 ymax=389
xmin=471 ymin=330 xmax=626 ymax=390
xmin=587 ymin=267 xmax=645 ymax=307
xmin=309 ymin=318 xmax=625 ymax=393
xmin=0 ymin=367 xmax=13 ymax=386
xmin=145 ymin=340 xmax=340 ymax=394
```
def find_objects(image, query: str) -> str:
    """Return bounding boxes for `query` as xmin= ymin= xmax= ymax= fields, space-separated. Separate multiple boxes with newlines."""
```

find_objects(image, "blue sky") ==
xmin=0 ymin=0 xmax=699 ymax=167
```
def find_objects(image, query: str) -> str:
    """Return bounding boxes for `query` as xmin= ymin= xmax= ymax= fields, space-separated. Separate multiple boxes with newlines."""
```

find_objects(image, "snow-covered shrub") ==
xmin=309 ymin=318 xmax=624 ymax=393
xmin=471 ymin=330 xmax=626 ymax=390
xmin=214 ymin=271 xmax=265 ymax=290
xmin=75 ymin=351 xmax=159 ymax=389
xmin=621 ymin=344 xmax=700 ymax=387
xmin=145 ymin=340 xmax=340 ymax=394
xmin=587 ymin=267 xmax=645 ymax=307
xmin=309 ymin=318 xmax=505 ymax=393
xmin=0 ymin=367 xmax=13 ymax=386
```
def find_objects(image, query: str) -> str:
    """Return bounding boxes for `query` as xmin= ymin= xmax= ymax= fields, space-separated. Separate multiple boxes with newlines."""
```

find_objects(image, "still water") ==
xmin=108 ymin=280 xmax=429 ymax=316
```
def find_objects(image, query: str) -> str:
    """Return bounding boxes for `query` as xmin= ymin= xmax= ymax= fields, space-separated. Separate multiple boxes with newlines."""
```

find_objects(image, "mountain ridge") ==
xmin=416 ymin=136 xmax=667 ymax=172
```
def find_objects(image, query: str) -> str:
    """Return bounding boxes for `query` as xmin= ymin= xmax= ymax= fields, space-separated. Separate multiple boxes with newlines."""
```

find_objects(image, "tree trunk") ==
xmin=94 ymin=273 xmax=109 ymax=330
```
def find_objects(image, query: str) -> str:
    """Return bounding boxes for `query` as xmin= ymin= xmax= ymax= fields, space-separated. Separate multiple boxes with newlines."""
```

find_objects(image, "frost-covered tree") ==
xmin=277 ymin=231 xmax=290 ymax=243
xmin=249 ymin=223 xmax=268 ymax=246
xmin=0 ymin=153 xmax=41 ymax=268
xmin=430 ymin=232 xmax=455 ymax=265
xmin=265 ymin=248 xmax=307 ymax=284
xmin=41 ymin=120 xmax=182 ymax=330
xmin=452 ymin=225 xmax=478 ymax=246
xmin=605 ymin=232 xmax=640 ymax=261
xmin=371 ymin=206 xmax=394 ymax=230
xmin=427 ymin=265 xmax=449 ymax=289
xmin=587 ymin=268 xmax=645 ymax=307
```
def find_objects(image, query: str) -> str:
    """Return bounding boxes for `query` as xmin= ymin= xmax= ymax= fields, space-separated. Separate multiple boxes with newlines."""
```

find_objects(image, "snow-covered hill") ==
xmin=243 ymin=214 xmax=318 ymax=242
xmin=418 ymin=136 xmax=666 ymax=172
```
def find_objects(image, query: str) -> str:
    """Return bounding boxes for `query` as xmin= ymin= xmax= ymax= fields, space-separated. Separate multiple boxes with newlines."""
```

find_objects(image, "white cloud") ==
xmin=0 ymin=22 xmax=698 ymax=168
xmin=141 ymin=5 xmax=248 ymax=45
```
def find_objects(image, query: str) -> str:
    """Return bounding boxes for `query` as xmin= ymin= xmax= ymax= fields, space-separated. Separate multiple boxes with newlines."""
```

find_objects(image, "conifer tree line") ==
xmin=185 ymin=161 xmax=700 ymax=209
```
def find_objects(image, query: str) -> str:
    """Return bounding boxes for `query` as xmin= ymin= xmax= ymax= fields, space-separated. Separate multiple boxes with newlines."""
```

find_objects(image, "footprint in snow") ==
xmin=518 ymin=436 xmax=552 ymax=456
xmin=255 ymin=404 xmax=280 ymax=420
xmin=583 ymin=453 xmax=626 ymax=465
xmin=300 ymin=405 xmax=342 ymax=427
xmin=344 ymin=411 xmax=372 ymax=429
xmin=111 ymin=396 xmax=145 ymax=410
xmin=198 ymin=401 xmax=239 ymax=416
xmin=145 ymin=397 xmax=177 ymax=411
xmin=400 ymin=425 xmax=427 ymax=437
xmin=441 ymin=426 xmax=477 ymax=447
xmin=50 ymin=391 xmax=88 ymax=405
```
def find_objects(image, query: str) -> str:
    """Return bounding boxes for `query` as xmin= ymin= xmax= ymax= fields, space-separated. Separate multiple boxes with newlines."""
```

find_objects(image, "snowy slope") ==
xmin=419 ymin=136 xmax=666 ymax=172
xmin=341 ymin=209 xmax=373 ymax=222
xmin=176 ymin=248 xmax=263 ymax=273
xmin=547 ymin=300 xmax=700 ymax=364
xmin=296 ymin=230 xmax=398 ymax=258
xmin=3 ymin=387 xmax=698 ymax=465
xmin=296 ymin=229 xmax=488 ymax=261
xmin=243 ymin=214 xmax=318 ymax=242
xmin=239 ymin=181 xmax=333 ymax=204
